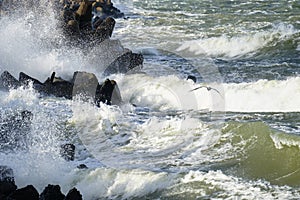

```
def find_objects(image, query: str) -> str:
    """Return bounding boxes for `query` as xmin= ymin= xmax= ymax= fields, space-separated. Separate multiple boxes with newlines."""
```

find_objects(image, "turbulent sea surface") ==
xmin=0 ymin=0 xmax=300 ymax=199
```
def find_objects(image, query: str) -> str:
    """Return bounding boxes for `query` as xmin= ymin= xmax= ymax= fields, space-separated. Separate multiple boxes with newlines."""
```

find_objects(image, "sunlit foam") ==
xmin=177 ymin=23 xmax=298 ymax=58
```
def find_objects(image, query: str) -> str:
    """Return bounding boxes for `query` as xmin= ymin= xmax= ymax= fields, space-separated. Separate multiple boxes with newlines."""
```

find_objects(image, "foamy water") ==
xmin=176 ymin=23 xmax=298 ymax=58
xmin=0 ymin=0 xmax=299 ymax=199
xmin=112 ymin=74 xmax=300 ymax=112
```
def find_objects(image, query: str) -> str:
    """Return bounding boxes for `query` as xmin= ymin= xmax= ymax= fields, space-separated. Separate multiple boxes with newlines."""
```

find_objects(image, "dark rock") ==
xmin=187 ymin=75 xmax=197 ymax=83
xmin=72 ymin=71 xmax=122 ymax=105
xmin=77 ymin=164 xmax=88 ymax=169
xmin=19 ymin=72 xmax=43 ymax=86
xmin=43 ymin=72 xmax=73 ymax=99
xmin=95 ymin=79 xmax=118 ymax=106
xmin=93 ymin=17 xmax=116 ymax=40
xmin=110 ymin=81 xmax=122 ymax=105
xmin=94 ymin=1 xmax=124 ymax=19
xmin=0 ymin=71 xmax=20 ymax=91
xmin=75 ymin=0 xmax=93 ymax=28
xmin=0 ymin=193 xmax=7 ymax=199
xmin=58 ymin=0 xmax=123 ymax=44
xmin=0 ymin=166 xmax=17 ymax=196
xmin=103 ymin=51 xmax=143 ymax=75
xmin=65 ymin=187 xmax=83 ymax=200
xmin=7 ymin=185 xmax=39 ymax=200
xmin=0 ymin=70 xmax=121 ymax=107
xmin=60 ymin=144 xmax=75 ymax=161
xmin=65 ymin=20 xmax=80 ymax=37
xmin=39 ymin=184 xmax=65 ymax=200
xmin=129 ymin=53 xmax=144 ymax=71
xmin=72 ymin=71 xmax=99 ymax=103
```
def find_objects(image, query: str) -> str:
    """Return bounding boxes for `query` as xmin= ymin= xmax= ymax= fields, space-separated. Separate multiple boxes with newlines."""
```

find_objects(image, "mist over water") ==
xmin=0 ymin=0 xmax=300 ymax=199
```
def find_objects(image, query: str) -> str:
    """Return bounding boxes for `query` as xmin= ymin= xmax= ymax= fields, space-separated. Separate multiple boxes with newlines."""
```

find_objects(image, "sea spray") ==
xmin=0 ymin=86 xmax=75 ymax=192
xmin=114 ymin=73 xmax=221 ymax=111
xmin=113 ymin=73 xmax=300 ymax=112
xmin=0 ymin=0 xmax=299 ymax=199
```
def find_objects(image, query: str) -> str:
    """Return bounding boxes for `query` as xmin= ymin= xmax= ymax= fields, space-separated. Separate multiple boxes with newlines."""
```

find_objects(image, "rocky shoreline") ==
xmin=0 ymin=166 xmax=83 ymax=200
xmin=0 ymin=1 xmax=144 ymax=199
xmin=0 ymin=70 xmax=123 ymax=106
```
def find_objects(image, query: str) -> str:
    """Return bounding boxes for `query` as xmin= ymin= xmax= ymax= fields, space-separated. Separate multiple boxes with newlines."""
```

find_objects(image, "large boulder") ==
xmin=43 ymin=72 xmax=74 ymax=99
xmin=110 ymin=80 xmax=122 ymax=105
xmin=40 ymin=184 xmax=65 ymax=200
xmin=93 ymin=16 xmax=116 ymax=41
xmin=95 ymin=78 xmax=122 ymax=106
xmin=7 ymin=185 xmax=39 ymax=200
xmin=72 ymin=71 xmax=122 ymax=106
xmin=0 ymin=71 xmax=20 ymax=91
xmin=0 ymin=71 xmax=122 ymax=106
xmin=72 ymin=71 xmax=99 ymax=103
xmin=19 ymin=72 xmax=43 ymax=86
xmin=65 ymin=188 xmax=83 ymax=200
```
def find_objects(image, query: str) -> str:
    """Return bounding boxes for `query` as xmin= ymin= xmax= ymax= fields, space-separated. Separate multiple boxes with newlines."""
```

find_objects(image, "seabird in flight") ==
xmin=190 ymin=85 xmax=221 ymax=96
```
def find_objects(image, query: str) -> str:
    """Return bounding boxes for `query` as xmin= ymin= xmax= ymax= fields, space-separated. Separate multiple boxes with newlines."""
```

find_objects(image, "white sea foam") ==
xmin=70 ymin=98 xmax=219 ymax=168
xmin=62 ymin=167 xmax=175 ymax=200
xmin=0 ymin=91 xmax=75 ymax=192
xmin=0 ymin=1 xmax=298 ymax=199
xmin=180 ymin=170 xmax=300 ymax=199
xmin=176 ymin=23 xmax=298 ymax=58
xmin=114 ymin=73 xmax=218 ymax=111
xmin=113 ymin=73 xmax=300 ymax=112
xmin=0 ymin=152 xmax=72 ymax=191
xmin=1 ymin=84 xmax=39 ymax=108
xmin=270 ymin=132 xmax=300 ymax=150
xmin=222 ymin=77 xmax=300 ymax=112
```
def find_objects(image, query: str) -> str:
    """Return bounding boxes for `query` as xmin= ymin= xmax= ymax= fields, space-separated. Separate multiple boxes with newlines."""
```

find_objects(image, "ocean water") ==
xmin=0 ymin=0 xmax=299 ymax=199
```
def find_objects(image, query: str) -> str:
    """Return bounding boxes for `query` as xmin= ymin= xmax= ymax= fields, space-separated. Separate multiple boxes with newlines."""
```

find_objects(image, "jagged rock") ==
xmin=0 ymin=71 xmax=20 ymax=91
xmin=72 ymin=71 xmax=99 ymax=103
xmin=7 ymin=185 xmax=39 ymax=200
xmin=93 ymin=16 xmax=116 ymax=40
xmin=0 ymin=70 xmax=122 ymax=107
xmin=43 ymin=72 xmax=73 ymax=99
xmin=40 ymin=184 xmax=65 ymax=200
xmin=65 ymin=188 xmax=83 ymax=200
xmin=95 ymin=78 xmax=120 ymax=106
xmin=110 ymin=80 xmax=122 ymax=105
xmin=19 ymin=72 xmax=43 ymax=86
xmin=0 ymin=166 xmax=17 ymax=197
xmin=129 ymin=53 xmax=144 ymax=71
xmin=59 ymin=0 xmax=121 ymax=47
xmin=77 ymin=164 xmax=88 ymax=169
xmin=60 ymin=143 xmax=75 ymax=161
xmin=72 ymin=71 xmax=122 ymax=105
